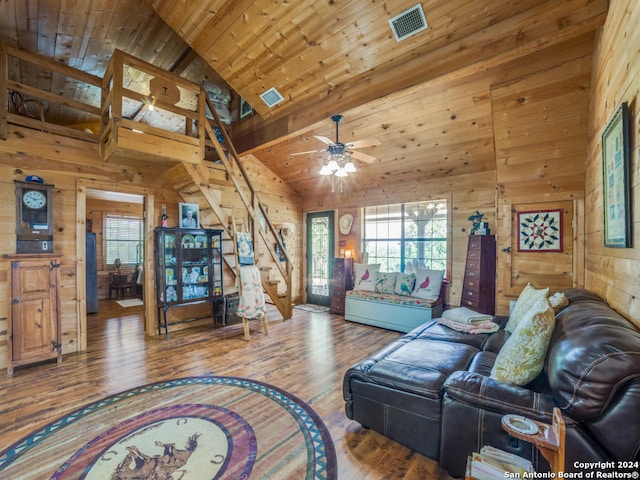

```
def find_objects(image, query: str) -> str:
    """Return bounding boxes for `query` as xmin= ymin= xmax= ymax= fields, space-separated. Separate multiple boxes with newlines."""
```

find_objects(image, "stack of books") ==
xmin=467 ymin=446 xmax=534 ymax=480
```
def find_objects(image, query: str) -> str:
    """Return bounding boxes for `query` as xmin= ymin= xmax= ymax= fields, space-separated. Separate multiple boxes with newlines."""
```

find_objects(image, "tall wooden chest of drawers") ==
xmin=461 ymin=235 xmax=496 ymax=315
xmin=330 ymin=258 xmax=353 ymax=315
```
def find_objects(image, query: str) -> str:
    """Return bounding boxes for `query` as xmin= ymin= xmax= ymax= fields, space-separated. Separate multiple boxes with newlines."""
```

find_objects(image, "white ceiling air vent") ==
xmin=260 ymin=87 xmax=284 ymax=108
xmin=389 ymin=3 xmax=428 ymax=42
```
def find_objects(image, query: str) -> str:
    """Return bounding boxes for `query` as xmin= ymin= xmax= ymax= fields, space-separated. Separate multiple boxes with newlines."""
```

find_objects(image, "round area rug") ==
xmin=0 ymin=376 xmax=337 ymax=479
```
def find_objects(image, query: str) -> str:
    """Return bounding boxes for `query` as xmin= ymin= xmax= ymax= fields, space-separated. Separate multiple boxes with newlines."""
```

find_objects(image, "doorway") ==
xmin=306 ymin=211 xmax=335 ymax=306
xmin=77 ymin=180 xmax=155 ymax=351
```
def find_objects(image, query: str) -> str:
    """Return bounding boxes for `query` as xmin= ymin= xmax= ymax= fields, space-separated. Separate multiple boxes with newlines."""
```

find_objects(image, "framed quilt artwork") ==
xmin=518 ymin=210 xmax=563 ymax=252
xmin=602 ymin=102 xmax=631 ymax=248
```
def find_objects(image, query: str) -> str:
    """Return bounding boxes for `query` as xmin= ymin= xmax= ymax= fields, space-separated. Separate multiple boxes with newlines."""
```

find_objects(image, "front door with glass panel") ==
xmin=306 ymin=211 xmax=335 ymax=306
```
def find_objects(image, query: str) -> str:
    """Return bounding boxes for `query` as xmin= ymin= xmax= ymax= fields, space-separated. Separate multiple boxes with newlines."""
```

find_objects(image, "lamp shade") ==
xmin=319 ymin=163 xmax=332 ymax=175
xmin=344 ymin=159 xmax=356 ymax=172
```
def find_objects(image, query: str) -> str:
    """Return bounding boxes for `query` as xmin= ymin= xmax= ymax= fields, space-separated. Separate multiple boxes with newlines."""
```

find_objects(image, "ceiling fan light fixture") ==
xmin=327 ymin=158 xmax=339 ymax=171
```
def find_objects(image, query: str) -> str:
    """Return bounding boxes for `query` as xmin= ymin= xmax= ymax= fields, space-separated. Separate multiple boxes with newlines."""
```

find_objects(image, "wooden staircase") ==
xmin=162 ymin=95 xmax=293 ymax=320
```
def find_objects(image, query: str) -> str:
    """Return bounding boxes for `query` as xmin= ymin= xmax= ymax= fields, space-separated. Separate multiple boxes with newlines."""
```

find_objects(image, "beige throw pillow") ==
xmin=505 ymin=283 xmax=550 ymax=333
xmin=491 ymin=297 xmax=556 ymax=386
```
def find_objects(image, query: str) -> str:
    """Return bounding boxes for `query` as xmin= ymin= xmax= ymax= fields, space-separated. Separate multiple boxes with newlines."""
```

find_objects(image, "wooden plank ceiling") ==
xmin=0 ymin=0 xmax=608 ymax=196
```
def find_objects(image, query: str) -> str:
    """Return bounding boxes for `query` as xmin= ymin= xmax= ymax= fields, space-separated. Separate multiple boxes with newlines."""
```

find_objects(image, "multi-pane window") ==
xmin=362 ymin=200 xmax=448 ymax=273
xmin=104 ymin=215 xmax=143 ymax=266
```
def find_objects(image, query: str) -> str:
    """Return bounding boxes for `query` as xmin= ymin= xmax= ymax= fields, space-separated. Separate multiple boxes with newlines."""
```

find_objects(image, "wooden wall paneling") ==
xmin=585 ymin=0 xmax=640 ymax=326
xmin=572 ymin=198 xmax=585 ymax=288
xmin=492 ymin=49 xmax=592 ymax=312
xmin=76 ymin=183 xmax=88 ymax=351
xmin=143 ymin=192 xmax=155 ymax=336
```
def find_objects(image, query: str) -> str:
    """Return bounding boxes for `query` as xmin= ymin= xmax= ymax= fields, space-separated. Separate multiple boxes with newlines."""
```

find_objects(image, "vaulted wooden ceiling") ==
xmin=0 ymin=0 xmax=608 ymax=196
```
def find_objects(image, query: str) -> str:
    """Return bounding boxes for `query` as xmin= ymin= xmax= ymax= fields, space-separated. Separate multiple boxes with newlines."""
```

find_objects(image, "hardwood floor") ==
xmin=0 ymin=300 xmax=456 ymax=479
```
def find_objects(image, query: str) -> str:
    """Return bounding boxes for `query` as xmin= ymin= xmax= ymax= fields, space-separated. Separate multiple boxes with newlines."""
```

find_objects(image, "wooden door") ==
xmin=306 ymin=211 xmax=335 ymax=306
xmin=8 ymin=256 xmax=61 ymax=373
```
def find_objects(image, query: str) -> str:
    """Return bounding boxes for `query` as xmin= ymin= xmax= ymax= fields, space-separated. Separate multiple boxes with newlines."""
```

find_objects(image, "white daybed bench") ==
xmin=345 ymin=289 xmax=444 ymax=332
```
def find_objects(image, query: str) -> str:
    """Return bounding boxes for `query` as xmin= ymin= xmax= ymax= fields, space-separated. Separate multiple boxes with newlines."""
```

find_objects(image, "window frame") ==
xmin=361 ymin=198 xmax=450 ymax=276
xmin=103 ymin=214 xmax=144 ymax=268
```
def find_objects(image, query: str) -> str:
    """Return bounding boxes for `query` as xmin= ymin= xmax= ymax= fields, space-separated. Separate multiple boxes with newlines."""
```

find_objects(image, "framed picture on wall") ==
xmin=239 ymin=97 xmax=254 ymax=120
xmin=179 ymin=202 xmax=199 ymax=228
xmin=602 ymin=101 xmax=631 ymax=248
xmin=517 ymin=209 xmax=563 ymax=252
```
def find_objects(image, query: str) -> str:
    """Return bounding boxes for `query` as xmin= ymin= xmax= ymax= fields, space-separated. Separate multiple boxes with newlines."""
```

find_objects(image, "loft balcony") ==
xmin=1 ymin=42 xmax=225 ymax=166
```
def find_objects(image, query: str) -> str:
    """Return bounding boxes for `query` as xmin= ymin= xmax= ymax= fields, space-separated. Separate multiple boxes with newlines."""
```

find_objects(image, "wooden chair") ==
xmin=232 ymin=221 xmax=269 ymax=340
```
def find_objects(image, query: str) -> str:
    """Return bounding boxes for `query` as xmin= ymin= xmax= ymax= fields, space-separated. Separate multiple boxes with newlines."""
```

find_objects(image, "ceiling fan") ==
xmin=290 ymin=114 xmax=381 ymax=166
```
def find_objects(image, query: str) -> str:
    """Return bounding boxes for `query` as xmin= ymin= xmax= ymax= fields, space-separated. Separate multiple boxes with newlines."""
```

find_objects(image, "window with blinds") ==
xmin=104 ymin=215 xmax=143 ymax=266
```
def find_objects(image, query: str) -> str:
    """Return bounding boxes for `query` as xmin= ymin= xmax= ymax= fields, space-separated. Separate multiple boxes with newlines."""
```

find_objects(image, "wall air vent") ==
xmin=260 ymin=87 xmax=284 ymax=108
xmin=389 ymin=3 xmax=428 ymax=42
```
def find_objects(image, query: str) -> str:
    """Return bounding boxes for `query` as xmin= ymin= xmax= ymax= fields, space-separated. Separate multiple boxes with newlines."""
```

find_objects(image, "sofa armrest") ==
xmin=443 ymin=370 xmax=556 ymax=421
xmin=493 ymin=314 xmax=509 ymax=329
xmin=440 ymin=371 xmax=558 ymax=477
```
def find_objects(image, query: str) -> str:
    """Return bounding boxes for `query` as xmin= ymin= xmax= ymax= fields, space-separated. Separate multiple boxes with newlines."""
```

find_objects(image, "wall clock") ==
xmin=14 ymin=180 xmax=55 ymax=253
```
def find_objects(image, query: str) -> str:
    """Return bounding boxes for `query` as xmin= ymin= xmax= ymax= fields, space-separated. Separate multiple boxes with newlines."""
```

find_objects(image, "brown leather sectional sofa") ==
xmin=343 ymin=288 xmax=640 ymax=477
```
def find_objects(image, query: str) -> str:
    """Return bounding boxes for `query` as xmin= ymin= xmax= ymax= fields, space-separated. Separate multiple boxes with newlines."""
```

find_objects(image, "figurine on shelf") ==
xmin=161 ymin=204 xmax=168 ymax=227
xmin=468 ymin=211 xmax=484 ymax=235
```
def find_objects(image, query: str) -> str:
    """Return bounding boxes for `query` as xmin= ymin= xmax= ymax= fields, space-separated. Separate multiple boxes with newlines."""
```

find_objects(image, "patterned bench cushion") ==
xmin=346 ymin=290 xmax=440 ymax=308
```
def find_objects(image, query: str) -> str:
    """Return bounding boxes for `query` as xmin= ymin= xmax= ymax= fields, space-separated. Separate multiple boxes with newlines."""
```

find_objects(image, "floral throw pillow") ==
xmin=505 ymin=283 xmax=550 ymax=333
xmin=491 ymin=297 xmax=556 ymax=386
xmin=353 ymin=263 xmax=380 ymax=292
xmin=375 ymin=273 xmax=397 ymax=294
xmin=394 ymin=273 xmax=416 ymax=296
xmin=411 ymin=267 xmax=444 ymax=300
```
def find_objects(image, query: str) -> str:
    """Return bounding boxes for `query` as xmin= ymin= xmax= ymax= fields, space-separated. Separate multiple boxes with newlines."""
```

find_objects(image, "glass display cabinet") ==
xmin=154 ymin=227 xmax=223 ymax=338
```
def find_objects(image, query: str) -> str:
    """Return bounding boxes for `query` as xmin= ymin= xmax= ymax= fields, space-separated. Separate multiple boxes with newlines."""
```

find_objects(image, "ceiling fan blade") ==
xmin=290 ymin=149 xmax=326 ymax=156
xmin=348 ymin=149 xmax=376 ymax=164
xmin=345 ymin=137 xmax=381 ymax=149
xmin=314 ymin=135 xmax=334 ymax=145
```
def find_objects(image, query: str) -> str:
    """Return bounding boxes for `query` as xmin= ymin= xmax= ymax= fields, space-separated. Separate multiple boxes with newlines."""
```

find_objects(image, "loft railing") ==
xmin=100 ymin=49 xmax=205 ymax=164
xmin=0 ymin=41 xmax=102 ymax=142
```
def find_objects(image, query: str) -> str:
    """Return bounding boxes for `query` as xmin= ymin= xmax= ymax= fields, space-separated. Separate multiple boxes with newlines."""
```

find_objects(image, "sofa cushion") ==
xmin=375 ymin=272 xmax=397 ymax=294
xmin=353 ymin=263 xmax=380 ymax=291
xmin=491 ymin=297 xmax=555 ymax=386
xmin=505 ymin=283 xmax=550 ymax=333
xmin=412 ymin=267 xmax=444 ymax=300
xmin=394 ymin=272 xmax=416 ymax=296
